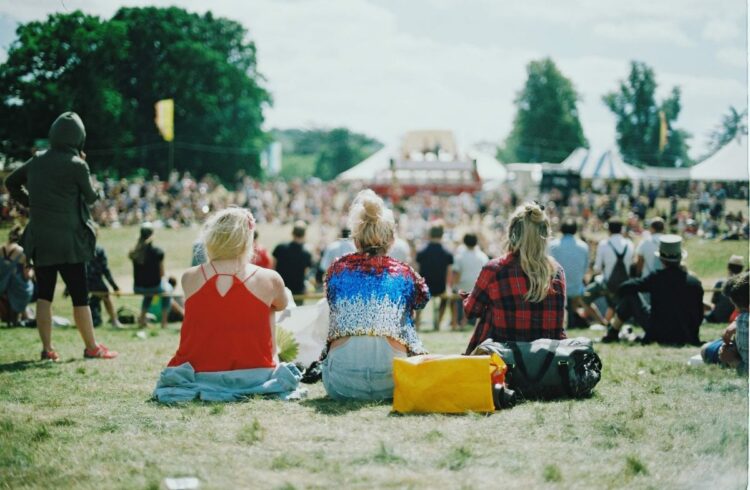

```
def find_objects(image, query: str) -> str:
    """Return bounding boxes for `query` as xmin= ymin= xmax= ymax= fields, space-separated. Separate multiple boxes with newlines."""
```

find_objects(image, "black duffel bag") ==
xmin=471 ymin=337 xmax=602 ymax=400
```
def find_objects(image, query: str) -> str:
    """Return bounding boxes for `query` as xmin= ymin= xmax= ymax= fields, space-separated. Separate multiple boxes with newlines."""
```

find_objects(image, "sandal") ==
xmin=41 ymin=349 xmax=61 ymax=362
xmin=84 ymin=343 xmax=119 ymax=359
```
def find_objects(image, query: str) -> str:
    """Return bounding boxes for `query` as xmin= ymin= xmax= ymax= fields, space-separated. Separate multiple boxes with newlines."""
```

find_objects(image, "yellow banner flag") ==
xmin=154 ymin=99 xmax=174 ymax=142
xmin=658 ymin=110 xmax=668 ymax=152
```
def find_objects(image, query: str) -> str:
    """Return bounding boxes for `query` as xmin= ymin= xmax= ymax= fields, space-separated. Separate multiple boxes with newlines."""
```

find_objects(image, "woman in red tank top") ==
xmin=167 ymin=208 xmax=288 ymax=372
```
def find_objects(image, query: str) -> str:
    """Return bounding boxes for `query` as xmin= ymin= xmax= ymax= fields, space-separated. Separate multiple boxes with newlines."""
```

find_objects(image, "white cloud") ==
xmin=593 ymin=20 xmax=693 ymax=47
xmin=702 ymin=18 xmax=742 ymax=43
xmin=716 ymin=47 xmax=747 ymax=68
xmin=0 ymin=47 xmax=6 ymax=64
xmin=0 ymin=0 xmax=746 ymax=161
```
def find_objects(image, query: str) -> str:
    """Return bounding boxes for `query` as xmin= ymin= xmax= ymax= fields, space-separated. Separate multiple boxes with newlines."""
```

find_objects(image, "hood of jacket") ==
xmin=48 ymin=112 xmax=86 ymax=152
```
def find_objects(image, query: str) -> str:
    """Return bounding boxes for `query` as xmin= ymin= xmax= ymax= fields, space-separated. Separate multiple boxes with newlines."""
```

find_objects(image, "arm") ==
xmin=100 ymin=249 xmax=120 ymax=291
xmin=270 ymin=272 xmax=289 ymax=312
xmin=634 ymin=255 xmax=644 ymax=277
xmin=412 ymin=270 xmax=430 ymax=311
xmin=463 ymin=265 xmax=494 ymax=319
xmin=74 ymin=160 xmax=100 ymax=205
xmin=4 ymin=162 xmax=30 ymax=207
xmin=593 ymin=243 xmax=604 ymax=274
xmin=617 ymin=274 xmax=653 ymax=296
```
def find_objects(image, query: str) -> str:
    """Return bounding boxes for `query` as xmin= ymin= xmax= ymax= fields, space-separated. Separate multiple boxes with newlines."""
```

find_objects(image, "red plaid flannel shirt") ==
xmin=464 ymin=253 xmax=566 ymax=353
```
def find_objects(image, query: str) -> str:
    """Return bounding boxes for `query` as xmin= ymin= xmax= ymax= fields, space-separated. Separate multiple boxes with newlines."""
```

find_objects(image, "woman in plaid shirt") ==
xmin=463 ymin=202 xmax=566 ymax=353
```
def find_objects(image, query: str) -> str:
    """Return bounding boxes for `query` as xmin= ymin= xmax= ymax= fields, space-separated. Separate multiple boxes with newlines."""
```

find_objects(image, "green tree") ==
xmin=704 ymin=106 xmax=747 ymax=158
xmin=0 ymin=12 xmax=129 ymax=162
xmin=603 ymin=61 xmax=691 ymax=167
xmin=314 ymin=128 xmax=381 ymax=181
xmin=499 ymin=58 xmax=587 ymax=163
xmin=0 ymin=7 xmax=270 ymax=180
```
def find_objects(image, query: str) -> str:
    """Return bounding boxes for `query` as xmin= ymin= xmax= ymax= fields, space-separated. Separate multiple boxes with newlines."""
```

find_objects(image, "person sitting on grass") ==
xmin=463 ymin=202 xmax=566 ymax=354
xmin=601 ymin=235 xmax=703 ymax=346
xmin=0 ymin=225 xmax=34 ymax=325
xmin=705 ymin=255 xmax=745 ymax=324
xmin=86 ymin=227 xmax=122 ymax=328
xmin=129 ymin=224 xmax=172 ymax=329
xmin=323 ymin=189 xmax=429 ymax=401
xmin=154 ymin=207 xmax=301 ymax=402
xmin=700 ymin=272 xmax=749 ymax=375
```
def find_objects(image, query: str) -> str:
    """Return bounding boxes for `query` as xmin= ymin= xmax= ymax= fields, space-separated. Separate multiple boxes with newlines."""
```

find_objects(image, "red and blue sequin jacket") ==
xmin=325 ymin=253 xmax=430 ymax=355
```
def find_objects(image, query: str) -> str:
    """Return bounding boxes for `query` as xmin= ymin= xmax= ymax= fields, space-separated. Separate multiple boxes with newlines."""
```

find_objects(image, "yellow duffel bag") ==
xmin=392 ymin=354 xmax=504 ymax=414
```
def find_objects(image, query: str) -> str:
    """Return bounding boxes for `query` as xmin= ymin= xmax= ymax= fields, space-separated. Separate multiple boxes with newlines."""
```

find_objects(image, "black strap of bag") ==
xmin=508 ymin=340 xmax=560 ymax=384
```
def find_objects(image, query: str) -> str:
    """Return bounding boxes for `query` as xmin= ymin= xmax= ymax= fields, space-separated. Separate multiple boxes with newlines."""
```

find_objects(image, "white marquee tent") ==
xmin=689 ymin=136 xmax=749 ymax=182
xmin=560 ymin=147 xmax=644 ymax=180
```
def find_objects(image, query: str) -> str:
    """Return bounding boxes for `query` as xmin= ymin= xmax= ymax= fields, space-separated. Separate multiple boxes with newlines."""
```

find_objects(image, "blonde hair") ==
xmin=202 ymin=207 xmax=256 ymax=261
xmin=348 ymin=189 xmax=395 ymax=255
xmin=506 ymin=202 xmax=555 ymax=303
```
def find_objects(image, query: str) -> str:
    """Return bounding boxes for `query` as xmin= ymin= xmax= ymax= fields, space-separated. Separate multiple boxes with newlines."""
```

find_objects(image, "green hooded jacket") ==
xmin=4 ymin=112 xmax=100 ymax=266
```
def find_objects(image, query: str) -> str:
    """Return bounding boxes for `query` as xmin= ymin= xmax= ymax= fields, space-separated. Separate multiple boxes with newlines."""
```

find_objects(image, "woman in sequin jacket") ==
xmin=322 ymin=189 xmax=430 ymax=400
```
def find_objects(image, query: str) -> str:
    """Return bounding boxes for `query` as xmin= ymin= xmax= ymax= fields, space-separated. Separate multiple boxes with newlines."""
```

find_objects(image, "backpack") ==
xmin=606 ymin=242 xmax=630 ymax=294
xmin=471 ymin=337 xmax=602 ymax=400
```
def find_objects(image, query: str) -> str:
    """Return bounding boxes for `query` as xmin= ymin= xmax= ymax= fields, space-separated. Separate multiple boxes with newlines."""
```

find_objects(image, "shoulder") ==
xmin=254 ymin=266 xmax=285 ymax=289
xmin=181 ymin=265 xmax=205 ymax=293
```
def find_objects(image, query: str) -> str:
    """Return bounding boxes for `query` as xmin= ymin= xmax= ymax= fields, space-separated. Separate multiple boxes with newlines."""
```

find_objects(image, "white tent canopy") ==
xmin=338 ymin=145 xmax=507 ymax=183
xmin=560 ymin=147 xmax=644 ymax=180
xmin=641 ymin=166 xmax=691 ymax=181
xmin=689 ymin=136 xmax=749 ymax=182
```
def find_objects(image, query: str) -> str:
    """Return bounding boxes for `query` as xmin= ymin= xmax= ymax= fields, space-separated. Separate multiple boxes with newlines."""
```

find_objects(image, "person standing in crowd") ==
xmin=464 ymin=202 xmax=566 ymax=353
xmin=323 ymin=189 xmax=428 ymax=400
xmin=0 ymin=225 xmax=34 ymax=324
xmin=705 ymin=255 xmax=745 ymax=323
xmin=603 ymin=235 xmax=703 ymax=345
xmin=250 ymin=229 xmax=274 ymax=269
xmin=4 ymin=112 xmax=117 ymax=360
xmin=86 ymin=233 xmax=122 ymax=328
xmin=129 ymin=224 xmax=172 ymax=329
xmin=273 ymin=221 xmax=313 ymax=297
xmin=451 ymin=233 xmax=488 ymax=330
xmin=700 ymin=272 xmax=749 ymax=374
xmin=154 ymin=207 xmax=299 ymax=402
xmin=634 ymin=217 xmax=665 ymax=278
xmin=388 ymin=233 xmax=412 ymax=264
xmin=582 ymin=217 xmax=634 ymax=326
xmin=548 ymin=218 xmax=590 ymax=328
xmin=319 ymin=227 xmax=356 ymax=274
xmin=416 ymin=222 xmax=454 ymax=330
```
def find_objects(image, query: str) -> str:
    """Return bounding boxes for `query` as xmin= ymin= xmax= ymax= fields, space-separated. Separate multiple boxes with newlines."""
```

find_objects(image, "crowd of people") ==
xmin=1 ymin=112 xmax=748 ymax=403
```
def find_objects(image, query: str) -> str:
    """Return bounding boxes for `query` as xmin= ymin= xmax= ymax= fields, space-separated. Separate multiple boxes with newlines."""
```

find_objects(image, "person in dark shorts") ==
xmin=129 ymin=224 xmax=172 ymax=328
xmin=273 ymin=221 xmax=313 ymax=297
xmin=416 ymin=222 xmax=454 ymax=330
xmin=4 ymin=112 xmax=117 ymax=360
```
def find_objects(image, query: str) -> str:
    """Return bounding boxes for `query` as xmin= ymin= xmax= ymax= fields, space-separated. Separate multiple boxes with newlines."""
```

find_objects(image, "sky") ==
xmin=0 ymin=0 xmax=747 ymax=160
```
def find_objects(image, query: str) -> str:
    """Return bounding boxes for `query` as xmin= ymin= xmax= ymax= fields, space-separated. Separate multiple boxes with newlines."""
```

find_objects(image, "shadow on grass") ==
xmin=300 ymin=396 xmax=389 ymax=415
xmin=0 ymin=359 xmax=75 ymax=373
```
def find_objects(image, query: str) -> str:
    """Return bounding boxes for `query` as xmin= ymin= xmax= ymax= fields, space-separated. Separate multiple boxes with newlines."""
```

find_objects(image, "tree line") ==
xmin=0 ymin=8 xmax=745 ymax=181
xmin=500 ymin=58 xmax=746 ymax=168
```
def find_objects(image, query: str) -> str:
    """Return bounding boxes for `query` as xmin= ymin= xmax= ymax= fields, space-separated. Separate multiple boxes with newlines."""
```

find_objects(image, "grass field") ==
xmin=0 ymin=227 xmax=748 ymax=489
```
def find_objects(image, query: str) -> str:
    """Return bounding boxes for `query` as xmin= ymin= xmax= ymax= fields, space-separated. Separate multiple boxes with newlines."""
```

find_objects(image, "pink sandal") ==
xmin=84 ymin=343 xmax=118 ymax=359
xmin=41 ymin=349 xmax=61 ymax=362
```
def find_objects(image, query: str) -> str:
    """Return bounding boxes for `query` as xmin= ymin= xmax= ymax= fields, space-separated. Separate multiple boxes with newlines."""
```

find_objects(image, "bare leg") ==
xmin=161 ymin=307 xmax=168 ymax=329
xmin=610 ymin=314 xmax=624 ymax=332
xmin=73 ymin=306 xmax=98 ymax=351
xmin=436 ymin=296 xmax=448 ymax=329
xmin=102 ymin=294 xmax=121 ymax=326
xmin=36 ymin=299 xmax=53 ymax=352
xmin=451 ymin=299 xmax=459 ymax=330
xmin=583 ymin=302 xmax=608 ymax=325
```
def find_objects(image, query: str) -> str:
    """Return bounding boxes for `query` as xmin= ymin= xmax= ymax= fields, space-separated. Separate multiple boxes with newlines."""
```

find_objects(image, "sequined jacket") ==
xmin=325 ymin=253 xmax=430 ymax=355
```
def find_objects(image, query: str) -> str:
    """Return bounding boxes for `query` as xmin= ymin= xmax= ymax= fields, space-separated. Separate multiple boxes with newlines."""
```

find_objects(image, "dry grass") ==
xmin=0 ymin=227 xmax=747 ymax=489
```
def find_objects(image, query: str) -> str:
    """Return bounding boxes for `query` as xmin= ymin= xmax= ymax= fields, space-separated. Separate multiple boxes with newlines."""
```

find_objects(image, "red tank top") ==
xmin=168 ymin=264 xmax=275 ymax=372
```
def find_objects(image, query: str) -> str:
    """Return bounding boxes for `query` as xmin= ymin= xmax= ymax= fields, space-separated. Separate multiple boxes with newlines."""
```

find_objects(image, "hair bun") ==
xmin=361 ymin=198 xmax=382 ymax=223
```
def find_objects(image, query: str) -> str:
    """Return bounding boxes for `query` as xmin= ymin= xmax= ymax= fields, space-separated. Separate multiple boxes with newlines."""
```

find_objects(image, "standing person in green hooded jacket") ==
xmin=5 ymin=112 xmax=118 ymax=361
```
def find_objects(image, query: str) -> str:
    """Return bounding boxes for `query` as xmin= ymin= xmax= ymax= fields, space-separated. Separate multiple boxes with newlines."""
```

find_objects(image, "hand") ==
xmin=458 ymin=290 xmax=470 ymax=300
xmin=722 ymin=323 xmax=737 ymax=344
xmin=80 ymin=150 xmax=87 ymax=161
xmin=719 ymin=343 xmax=741 ymax=367
xmin=113 ymin=289 xmax=121 ymax=298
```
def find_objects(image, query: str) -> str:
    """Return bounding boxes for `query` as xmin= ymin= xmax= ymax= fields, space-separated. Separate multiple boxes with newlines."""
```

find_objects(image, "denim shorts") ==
xmin=322 ymin=336 xmax=407 ymax=401
xmin=702 ymin=339 xmax=724 ymax=364
xmin=134 ymin=280 xmax=173 ymax=313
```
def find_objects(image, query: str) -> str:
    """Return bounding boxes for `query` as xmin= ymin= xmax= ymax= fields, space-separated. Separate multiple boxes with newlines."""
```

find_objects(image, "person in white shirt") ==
xmin=583 ymin=218 xmax=634 ymax=325
xmin=388 ymin=234 xmax=412 ymax=264
xmin=635 ymin=217 xmax=665 ymax=278
xmin=451 ymin=233 xmax=489 ymax=329
xmin=320 ymin=227 xmax=357 ymax=274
